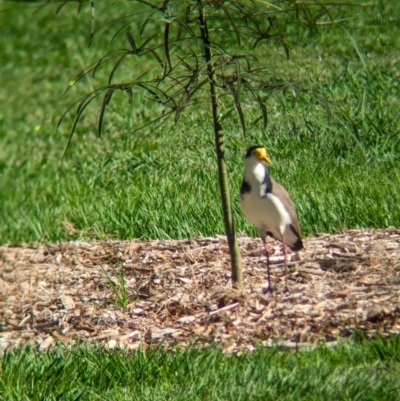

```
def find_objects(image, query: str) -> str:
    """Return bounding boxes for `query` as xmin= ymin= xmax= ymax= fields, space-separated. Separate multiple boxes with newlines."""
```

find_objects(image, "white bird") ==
xmin=240 ymin=145 xmax=303 ymax=293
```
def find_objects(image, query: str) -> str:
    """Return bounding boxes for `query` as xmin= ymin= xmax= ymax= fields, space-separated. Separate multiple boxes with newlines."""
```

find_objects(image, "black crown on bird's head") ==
xmin=245 ymin=145 xmax=264 ymax=158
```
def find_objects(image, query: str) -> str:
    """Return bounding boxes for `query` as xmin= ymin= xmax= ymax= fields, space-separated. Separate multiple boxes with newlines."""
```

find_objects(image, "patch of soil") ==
xmin=1 ymin=228 xmax=400 ymax=353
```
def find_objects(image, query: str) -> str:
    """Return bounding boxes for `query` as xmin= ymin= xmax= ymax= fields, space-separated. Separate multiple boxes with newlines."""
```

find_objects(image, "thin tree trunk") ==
xmin=197 ymin=1 xmax=243 ymax=286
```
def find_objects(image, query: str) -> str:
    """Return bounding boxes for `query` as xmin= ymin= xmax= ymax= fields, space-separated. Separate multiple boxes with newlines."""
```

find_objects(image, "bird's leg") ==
xmin=282 ymin=238 xmax=289 ymax=293
xmin=262 ymin=237 xmax=272 ymax=293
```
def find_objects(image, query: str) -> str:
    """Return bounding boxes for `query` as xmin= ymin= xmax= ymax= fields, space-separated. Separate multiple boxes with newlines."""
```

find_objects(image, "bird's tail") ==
xmin=284 ymin=224 xmax=303 ymax=251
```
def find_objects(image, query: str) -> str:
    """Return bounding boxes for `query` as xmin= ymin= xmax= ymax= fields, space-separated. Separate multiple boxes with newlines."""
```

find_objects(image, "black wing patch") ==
xmin=260 ymin=167 xmax=273 ymax=197
xmin=240 ymin=180 xmax=251 ymax=195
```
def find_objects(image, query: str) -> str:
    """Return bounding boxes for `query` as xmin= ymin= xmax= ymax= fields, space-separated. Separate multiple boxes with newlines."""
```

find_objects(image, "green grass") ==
xmin=1 ymin=2 xmax=400 ymax=397
xmin=0 ymin=1 xmax=399 ymax=244
xmin=1 ymin=337 xmax=400 ymax=400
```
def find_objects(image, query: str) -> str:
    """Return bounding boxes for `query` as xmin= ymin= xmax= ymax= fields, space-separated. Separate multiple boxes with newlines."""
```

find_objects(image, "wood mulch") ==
xmin=1 ymin=228 xmax=400 ymax=353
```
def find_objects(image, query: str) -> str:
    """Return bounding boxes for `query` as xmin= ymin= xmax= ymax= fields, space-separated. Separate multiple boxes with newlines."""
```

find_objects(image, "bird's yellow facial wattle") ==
xmin=253 ymin=147 xmax=272 ymax=165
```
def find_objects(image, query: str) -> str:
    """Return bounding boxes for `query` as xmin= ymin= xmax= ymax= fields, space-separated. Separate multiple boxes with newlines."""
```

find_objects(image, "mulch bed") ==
xmin=1 ymin=228 xmax=400 ymax=353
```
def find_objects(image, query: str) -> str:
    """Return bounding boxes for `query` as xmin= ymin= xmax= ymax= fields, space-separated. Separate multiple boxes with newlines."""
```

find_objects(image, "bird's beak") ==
xmin=253 ymin=148 xmax=272 ymax=165
xmin=261 ymin=154 xmax=272 ymax=165
xmin=254 ymin=148 xmax=272 ymax=165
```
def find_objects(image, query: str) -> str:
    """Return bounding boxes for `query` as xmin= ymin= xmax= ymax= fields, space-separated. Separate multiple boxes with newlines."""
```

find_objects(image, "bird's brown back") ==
xmin=270 ymin=178 xmax=303 ymax=251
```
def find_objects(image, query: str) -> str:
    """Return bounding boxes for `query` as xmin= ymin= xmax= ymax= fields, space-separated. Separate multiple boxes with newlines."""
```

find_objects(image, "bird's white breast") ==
xmin=240 ymin=159 xmax=292 ymax=239
xmin=241 ymin=192 xmax=291 ymax=239
xmin=252 ymin=163 xmax=266 ymax=184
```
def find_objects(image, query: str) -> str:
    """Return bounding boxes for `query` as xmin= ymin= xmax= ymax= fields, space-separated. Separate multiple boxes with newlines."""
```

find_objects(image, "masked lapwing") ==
xmin=240 ymin=145 xmax=303 ymax=293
